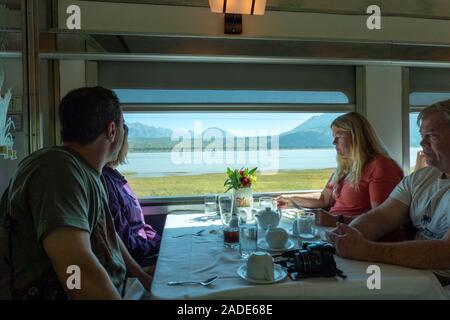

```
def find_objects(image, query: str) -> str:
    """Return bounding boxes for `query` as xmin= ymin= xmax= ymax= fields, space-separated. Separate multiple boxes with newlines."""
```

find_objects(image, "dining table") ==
xmin=146 ymin=211 xmax=448 ymax=300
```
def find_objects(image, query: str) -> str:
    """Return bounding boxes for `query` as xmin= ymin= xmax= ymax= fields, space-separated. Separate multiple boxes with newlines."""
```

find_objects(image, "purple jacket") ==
xmin=102 ymin=167 xmax=161 ymax=267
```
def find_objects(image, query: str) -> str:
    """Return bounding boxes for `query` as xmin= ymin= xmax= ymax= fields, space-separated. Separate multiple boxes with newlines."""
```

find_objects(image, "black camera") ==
xmin=295 ymin=242 xmax=341 ymax=278
xmin=275 ymin=242 xmax=346 ymax=279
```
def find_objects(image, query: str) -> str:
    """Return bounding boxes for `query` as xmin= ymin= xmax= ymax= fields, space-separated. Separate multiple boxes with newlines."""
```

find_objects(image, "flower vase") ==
xmin=233 ymin=187 xmax=253 ymax=220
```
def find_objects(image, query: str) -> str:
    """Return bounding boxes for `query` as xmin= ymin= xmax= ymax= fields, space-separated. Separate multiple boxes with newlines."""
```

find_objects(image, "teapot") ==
xmin=265 ymin=225 xmax=288 ymax=249
xmin=257 ymin=206 xmax=281 ymax=231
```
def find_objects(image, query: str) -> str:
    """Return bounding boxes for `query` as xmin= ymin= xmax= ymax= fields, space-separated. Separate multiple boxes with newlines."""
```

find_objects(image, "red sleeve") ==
xmin=368 ymin=157 xmax=404 ymax=204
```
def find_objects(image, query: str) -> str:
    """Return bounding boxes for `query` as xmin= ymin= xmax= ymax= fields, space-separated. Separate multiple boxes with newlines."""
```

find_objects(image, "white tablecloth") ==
xmin=149 ymin=213 xmax=448 ymax=300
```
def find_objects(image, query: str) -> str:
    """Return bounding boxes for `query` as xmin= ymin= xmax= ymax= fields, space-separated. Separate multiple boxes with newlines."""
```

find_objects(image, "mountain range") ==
xmin=127 ymin=113 xmax=421 ymax=151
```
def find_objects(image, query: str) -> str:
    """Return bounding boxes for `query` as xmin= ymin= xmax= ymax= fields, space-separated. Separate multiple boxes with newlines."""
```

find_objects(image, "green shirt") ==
xmin=0 ymin=146 xmax=127 ymax=298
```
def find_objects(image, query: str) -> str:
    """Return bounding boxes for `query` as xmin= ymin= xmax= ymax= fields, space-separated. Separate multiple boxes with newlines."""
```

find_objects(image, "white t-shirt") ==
xmin=390 ymin=166 xmax=450 ymax=278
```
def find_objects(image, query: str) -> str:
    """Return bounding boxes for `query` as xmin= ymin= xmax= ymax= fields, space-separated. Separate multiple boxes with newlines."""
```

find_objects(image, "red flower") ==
xmin=240 ymin=170 xmax=245 ymax=176
xmin=241 ymin=177 xmax=250 ymax=186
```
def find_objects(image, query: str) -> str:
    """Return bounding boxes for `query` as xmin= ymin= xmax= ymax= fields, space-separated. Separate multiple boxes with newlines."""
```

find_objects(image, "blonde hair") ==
xmin=417 ymin=99 xmax=450 ymax=127
xmin=331 ymin=112 xmax=392 ymax=189
xmin=108 ymin=124 xmax=128 ymax=168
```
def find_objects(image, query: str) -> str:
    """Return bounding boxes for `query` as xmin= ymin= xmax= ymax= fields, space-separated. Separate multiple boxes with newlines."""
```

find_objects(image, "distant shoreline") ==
xmin=128 ymin=146 xmax=421 ymax=153
xmin=128 ymin=147 xmax=335 ymax=153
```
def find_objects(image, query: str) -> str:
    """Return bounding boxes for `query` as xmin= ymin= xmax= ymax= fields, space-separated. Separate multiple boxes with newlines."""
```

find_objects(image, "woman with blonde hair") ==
xmin=103 ymin=124 xmax=161 ymax=267
xmin=277 ymin=112 xmax=404 ymax=228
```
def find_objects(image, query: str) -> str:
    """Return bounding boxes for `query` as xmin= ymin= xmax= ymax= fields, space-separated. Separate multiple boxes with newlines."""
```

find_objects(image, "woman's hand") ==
xmin=275 ymin=195 xmax=293 ymax=209
xmin=315 ymin=209 xmax=338 ymax=227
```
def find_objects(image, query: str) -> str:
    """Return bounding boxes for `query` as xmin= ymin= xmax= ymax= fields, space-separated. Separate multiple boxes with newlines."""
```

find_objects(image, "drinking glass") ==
xmin=297 ymin=212 xmax=316 ymax=240
xmin=259 ymin=197 xmax=276 ymax=211
xmin=204 ymin=194 xmax=218 ymax=219
xmin=239 ymin=210 xmax=258 ymax=259
xmin=218 ymin=195 xmax=239 ymax=248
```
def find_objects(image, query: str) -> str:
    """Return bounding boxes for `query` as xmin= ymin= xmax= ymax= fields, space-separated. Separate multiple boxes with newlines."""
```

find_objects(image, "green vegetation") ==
xmin=123 ymin=168 xmax=335 ymax=197
xmin=128 ymin=137 xmax=176 ymax=152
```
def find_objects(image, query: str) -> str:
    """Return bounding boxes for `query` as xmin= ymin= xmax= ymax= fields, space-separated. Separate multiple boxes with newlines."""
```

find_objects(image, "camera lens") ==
xmin=295 ymin=250 xmax=314 ymax=274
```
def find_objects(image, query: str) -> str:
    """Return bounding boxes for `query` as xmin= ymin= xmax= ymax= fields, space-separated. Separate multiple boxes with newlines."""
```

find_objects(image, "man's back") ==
xmin=0 ymin=146 xmax=126 ymax=299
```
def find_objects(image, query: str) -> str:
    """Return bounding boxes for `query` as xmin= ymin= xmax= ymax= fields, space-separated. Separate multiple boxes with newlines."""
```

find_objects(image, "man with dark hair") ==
xmin=327 ymin=99 xmax=450 ymax=285
xmin=59 ymin=86 xmax=123 ymax=145
xmin=0 ymin=86 xmax=151 ymax=299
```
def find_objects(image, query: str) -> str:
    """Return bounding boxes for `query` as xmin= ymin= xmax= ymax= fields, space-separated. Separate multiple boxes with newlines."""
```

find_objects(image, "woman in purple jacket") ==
xmin=103 ymin=124 xmax=161 ymax=268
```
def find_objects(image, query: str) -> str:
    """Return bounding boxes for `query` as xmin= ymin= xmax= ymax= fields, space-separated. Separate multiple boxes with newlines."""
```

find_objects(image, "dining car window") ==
xmin=118 ymin=111 xmax=345 ymax=197
xmin=409 ymin=92 xmax=450 ymax=107
xmin=409 ymin=112 xmax=421 ymax=171
xmin=113 ymin=88 xmax=352 ymax=198
xmin=409 ymin=68 xmax=450 ymax=173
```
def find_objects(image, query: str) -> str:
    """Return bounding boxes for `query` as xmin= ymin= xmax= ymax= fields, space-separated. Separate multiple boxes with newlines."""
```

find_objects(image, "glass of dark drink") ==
xmin=219 ymin=194 xmax=240 ymax=248
xmin=223 ymin=227 xmax=239 ymax=248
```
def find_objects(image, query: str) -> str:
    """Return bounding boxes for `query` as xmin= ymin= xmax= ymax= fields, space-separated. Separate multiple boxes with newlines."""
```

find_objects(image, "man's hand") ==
xmin=327 ymin=223 xmax=372 ymax=261
xmin=415 ymin=151 xmax=428 ymax=171
xmin=117 ymin=236 xmax=152 ymax=292
xmin=315 ymin=209 xmax=338 ymax=227
xmin=275 ymin=195 xmax=292 ymax=209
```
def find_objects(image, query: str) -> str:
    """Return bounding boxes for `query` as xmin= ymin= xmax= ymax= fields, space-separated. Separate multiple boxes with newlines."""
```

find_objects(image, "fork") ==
xmin=172 ymin=229 xmax=206 ymax=238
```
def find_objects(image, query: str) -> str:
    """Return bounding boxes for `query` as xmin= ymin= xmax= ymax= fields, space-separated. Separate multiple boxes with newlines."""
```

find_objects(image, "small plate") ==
xmin=237 ymin=264 xmax=287 ymax=284
xmin=257 ymin=238 xmax=295 ymax=252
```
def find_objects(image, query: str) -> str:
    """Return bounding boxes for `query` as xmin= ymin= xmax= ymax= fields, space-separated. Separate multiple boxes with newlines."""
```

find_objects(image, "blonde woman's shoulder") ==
xmin=369 ymin=154 xmax=401 ymax=170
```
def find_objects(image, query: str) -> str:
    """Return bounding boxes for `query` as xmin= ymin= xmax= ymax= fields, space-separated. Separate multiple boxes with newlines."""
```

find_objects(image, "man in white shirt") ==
xmin=327 ymin=99 xmax=450 ymax=284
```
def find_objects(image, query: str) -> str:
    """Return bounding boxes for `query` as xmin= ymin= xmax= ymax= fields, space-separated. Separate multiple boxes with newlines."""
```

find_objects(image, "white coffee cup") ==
xmin=246 ymin=252 xmax=274 ymax=281
xmin=265 ymin=226 xmax=288 ymax=249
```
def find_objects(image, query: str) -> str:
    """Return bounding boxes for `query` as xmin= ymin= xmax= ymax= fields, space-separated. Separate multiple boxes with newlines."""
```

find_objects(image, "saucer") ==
xmin=237 ymin=264 xmax=287 ymax=284
xmin=257 ymin=238 xmax=295 ymax=252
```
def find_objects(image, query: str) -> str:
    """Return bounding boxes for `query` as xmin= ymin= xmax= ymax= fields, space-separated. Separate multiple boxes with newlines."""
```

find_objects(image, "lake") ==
xmin=119 ymin=148 xmax=421 ymax=177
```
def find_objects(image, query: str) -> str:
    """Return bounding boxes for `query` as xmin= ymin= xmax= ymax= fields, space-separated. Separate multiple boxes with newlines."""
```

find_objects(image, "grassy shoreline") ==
xmin=123 ymin=168 xmax=335 ymax=197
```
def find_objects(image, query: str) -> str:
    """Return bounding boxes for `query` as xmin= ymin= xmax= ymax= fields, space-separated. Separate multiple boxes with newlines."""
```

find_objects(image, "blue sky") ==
xmin=124 ymin=112 xmax=323 ymax=134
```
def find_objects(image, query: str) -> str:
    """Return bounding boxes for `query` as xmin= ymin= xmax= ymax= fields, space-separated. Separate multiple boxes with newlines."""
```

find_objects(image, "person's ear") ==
xmin=105 ymin=121 xmax=117 ymax=142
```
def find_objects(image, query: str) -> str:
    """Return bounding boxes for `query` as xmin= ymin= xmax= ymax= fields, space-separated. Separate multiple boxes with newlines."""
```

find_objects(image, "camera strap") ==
xmin=335 ymin=268 xmax=347 ymax=279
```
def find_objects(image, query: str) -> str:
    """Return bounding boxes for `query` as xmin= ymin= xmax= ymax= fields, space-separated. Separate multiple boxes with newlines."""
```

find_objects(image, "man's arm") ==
xmin=363 ymin=236 xmax=450 ymax=269
xmin=42 ymin=227 xmax=122 ymax=300
xmin=348 ymin=197 xmax=410 ymax=240
xmin=331 ymin=224 xmax=450 ymax=270
xmin=117 ymin=236 xmax=152 ymax=291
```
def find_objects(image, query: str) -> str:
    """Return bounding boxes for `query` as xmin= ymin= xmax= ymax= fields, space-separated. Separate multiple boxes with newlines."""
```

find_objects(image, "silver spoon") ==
xmin=172 ymin=229 xmax=206 ymax=238
xmin=167 ymin=276 xmax=218 ymax=286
